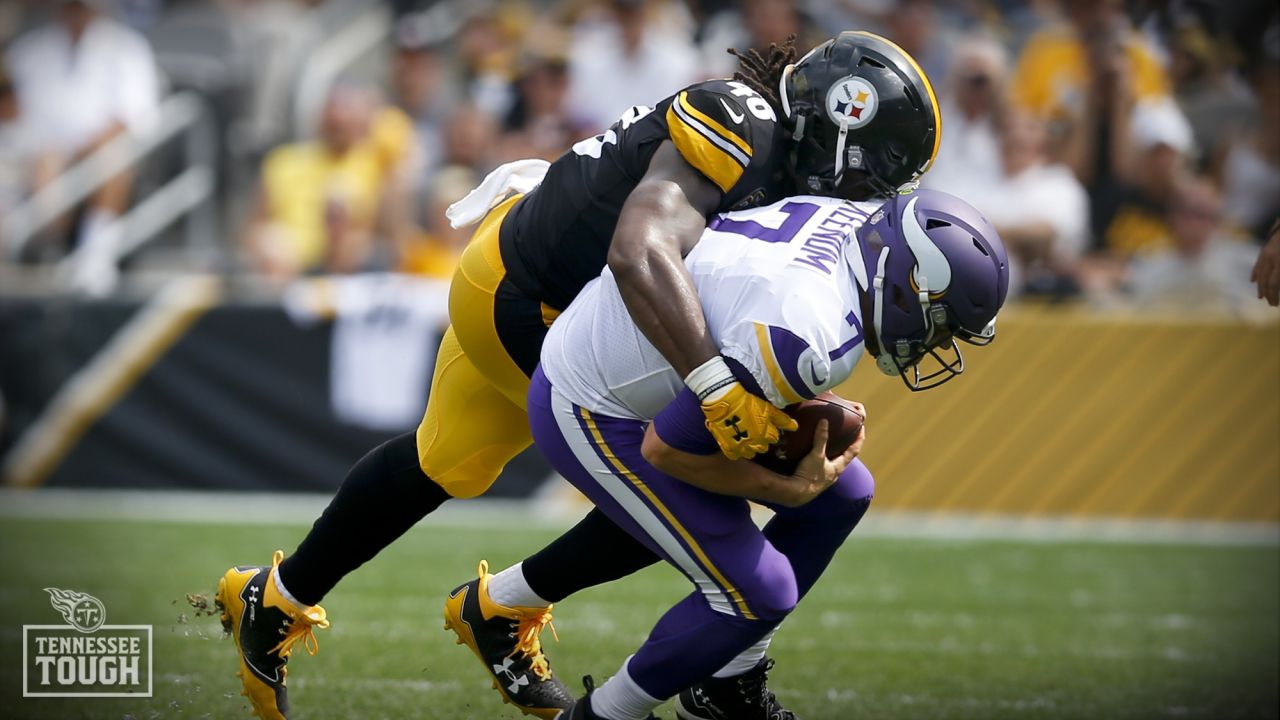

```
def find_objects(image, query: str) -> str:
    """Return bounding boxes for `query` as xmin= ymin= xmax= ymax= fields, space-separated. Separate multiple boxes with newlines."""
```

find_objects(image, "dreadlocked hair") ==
xmin=727 ymin=36 xmax=798 ymax=115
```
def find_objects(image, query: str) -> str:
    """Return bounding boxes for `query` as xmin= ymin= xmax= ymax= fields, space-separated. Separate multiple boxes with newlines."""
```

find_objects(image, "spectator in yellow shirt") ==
xmin=1013 ymin=0 xmax=1179 ymax=252
xmin=246 ymin=87 xmax=390 ymax=282
xmin=1012 ymin=0 xmax=1169 ymax=121
xmin=1013 ymin=0 xmax=1172 ymax=194
xmin=398 ymin=166 xmax=477 ymax=280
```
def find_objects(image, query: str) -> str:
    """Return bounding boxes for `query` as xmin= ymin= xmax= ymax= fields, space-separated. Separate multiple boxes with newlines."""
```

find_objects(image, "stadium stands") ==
xmin=0 ymin=0 xmax=1277 ymax=502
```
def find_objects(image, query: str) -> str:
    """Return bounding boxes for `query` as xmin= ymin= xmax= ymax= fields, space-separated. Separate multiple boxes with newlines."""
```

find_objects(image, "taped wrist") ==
xmin=685 ymin=356 xmax=737 ymax=403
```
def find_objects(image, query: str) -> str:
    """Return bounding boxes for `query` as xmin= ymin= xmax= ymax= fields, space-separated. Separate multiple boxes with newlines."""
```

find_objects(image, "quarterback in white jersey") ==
xmin=542 ymin=196 xmax=874 ymax=421
xmin=498 ymin=189 xmax=1009 ymax=720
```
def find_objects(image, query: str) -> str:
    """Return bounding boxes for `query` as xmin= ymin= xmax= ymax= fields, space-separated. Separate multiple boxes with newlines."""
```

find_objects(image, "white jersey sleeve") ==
xmin=541 ymin=194 xmax=873 ymax=421
xmin=691 ymin=197 xmax=875 ymax=408
xmin=716 ymin=275 xmax=860 ymax=408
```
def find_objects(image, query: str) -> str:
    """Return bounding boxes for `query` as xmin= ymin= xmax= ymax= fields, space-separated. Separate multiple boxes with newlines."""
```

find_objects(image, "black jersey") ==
xmin=498 ymin=78 xmax=795 ymax=312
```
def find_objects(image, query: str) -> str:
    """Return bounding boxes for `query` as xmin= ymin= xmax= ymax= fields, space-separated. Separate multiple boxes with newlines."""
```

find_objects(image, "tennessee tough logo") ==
xmin=24 ymin=588 xmax=153 ymax=698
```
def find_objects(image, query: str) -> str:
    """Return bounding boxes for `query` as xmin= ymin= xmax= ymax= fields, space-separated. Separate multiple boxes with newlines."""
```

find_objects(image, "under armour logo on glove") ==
xmin=690 ymin=358 xmax=797 ymax=461
xmin=724 ymin=416 xmax=749 ymax=442
xmin=492 ymin=657 xmax=530 ymax=694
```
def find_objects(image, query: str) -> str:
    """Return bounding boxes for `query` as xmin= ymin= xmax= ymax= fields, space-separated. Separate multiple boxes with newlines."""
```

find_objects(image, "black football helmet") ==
xmin=780 ymin=31 xmax=941 ymax=199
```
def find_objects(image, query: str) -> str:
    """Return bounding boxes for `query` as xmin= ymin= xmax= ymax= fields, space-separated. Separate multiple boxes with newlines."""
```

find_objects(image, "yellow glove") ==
xmin=687 ymin=357 xmax=798 ymax=461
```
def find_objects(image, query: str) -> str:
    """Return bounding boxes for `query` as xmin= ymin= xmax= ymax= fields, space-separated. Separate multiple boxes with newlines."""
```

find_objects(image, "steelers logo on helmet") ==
xmin=825 ymin=76 xmax=879 ymax=129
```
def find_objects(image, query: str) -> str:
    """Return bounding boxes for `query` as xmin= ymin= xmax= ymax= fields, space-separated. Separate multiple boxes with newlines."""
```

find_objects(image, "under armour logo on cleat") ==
xmin=725 ymin=416 xmax=748 ymax=442
xmin=492 ymin=657 xmax=530 ymax=695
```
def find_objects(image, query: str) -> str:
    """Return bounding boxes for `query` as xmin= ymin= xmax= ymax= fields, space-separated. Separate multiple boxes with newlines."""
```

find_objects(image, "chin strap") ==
xmin=780 ymin=64 xmax=809 ymax=144
xmin=873 ymin=243 xmax=951 ymax=378
xmin=871 ymin=246 xmax=894 ymax=376
xmin=832 ymin=116 xmax=850 ymax=182
xmin=779 ymin=64 xmax=795 ymax=120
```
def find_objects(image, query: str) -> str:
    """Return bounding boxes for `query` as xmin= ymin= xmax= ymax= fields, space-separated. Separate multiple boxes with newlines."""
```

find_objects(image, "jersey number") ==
xmin=726 ymin=81 xmax=776 ymax=122
xmin=572 ymin=105 xmax=654 ymax=158
xmin=709 ymin=201 xmax=818 ymax=243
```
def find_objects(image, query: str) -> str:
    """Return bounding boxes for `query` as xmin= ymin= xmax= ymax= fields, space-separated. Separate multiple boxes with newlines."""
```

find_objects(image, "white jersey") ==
xmin=540 ymin=196 xmax=878 ymax=421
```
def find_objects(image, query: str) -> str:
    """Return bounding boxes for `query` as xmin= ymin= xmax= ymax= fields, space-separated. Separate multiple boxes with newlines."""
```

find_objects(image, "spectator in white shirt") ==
xmin=921 ymin=36 xmax=1009 ymax=200
xmin=0 ymin=62 xmax=34 ymax=230
xmin=1219 ymin=63 xmax=1280 ymax=240
xmin=961 ymin=109 xmax=1091 ymax=299
xmin=566 ymin=0 xmax=700 ymax=131
xmin=5 ymin=0 xmax=161 ymax=292
xmin=1128 ymin=179 xmax=1263 ymax=316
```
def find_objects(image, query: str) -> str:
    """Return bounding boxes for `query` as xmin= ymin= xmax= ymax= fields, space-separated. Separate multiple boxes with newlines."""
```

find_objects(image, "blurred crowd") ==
xmin=0 ymin=0 xmax=1277 ymax=316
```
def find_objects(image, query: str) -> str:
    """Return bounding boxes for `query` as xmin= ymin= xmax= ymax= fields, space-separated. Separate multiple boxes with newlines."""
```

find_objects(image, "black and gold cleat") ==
xmin=443 ymin=561 xmax=574 ymax=719
xmin=216 ymin=550 xmax=329 ymax=720
xmin=675 ymin=658 xmax=798 ymax=720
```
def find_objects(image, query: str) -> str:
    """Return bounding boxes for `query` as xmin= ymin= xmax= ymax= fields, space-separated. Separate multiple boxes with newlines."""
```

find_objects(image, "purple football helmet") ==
xmin=853 ymin=189 xmax=1009 ymax=390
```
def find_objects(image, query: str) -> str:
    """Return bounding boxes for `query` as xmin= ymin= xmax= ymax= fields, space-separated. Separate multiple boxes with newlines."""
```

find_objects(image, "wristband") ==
xmin=685 ymin=356 xmax=737 ymax=402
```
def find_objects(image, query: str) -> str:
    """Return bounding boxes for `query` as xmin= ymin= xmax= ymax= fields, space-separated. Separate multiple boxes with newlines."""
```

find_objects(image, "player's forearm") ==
xmin=641 ymin=429 xmax=797 ymax=505
xmin=609 ymin=181 xmax=719 ymax=378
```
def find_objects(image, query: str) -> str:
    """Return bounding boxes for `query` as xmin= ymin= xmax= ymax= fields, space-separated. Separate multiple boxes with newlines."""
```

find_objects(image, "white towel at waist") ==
xmin=446 ymin=158 xmax=551 ymax=229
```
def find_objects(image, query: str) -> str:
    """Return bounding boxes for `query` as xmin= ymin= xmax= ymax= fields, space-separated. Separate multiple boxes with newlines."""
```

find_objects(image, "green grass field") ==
xmin=0 ymin=515 xmax=1276 ymax=720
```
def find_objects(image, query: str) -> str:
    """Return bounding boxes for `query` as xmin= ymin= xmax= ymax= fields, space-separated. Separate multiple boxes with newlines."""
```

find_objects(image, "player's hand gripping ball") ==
xmin=753 ymin=392 xmax=865 ymax=475
xmin=700 ymin=382 xmax=800 ymax=460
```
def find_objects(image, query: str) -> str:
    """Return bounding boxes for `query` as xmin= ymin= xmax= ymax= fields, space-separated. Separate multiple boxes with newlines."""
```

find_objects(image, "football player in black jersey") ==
xmin=215 ymin=32 xmax=939 ymax=720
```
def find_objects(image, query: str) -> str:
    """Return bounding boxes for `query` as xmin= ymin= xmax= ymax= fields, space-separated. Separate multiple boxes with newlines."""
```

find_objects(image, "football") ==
xmin=752 ymin=391 xmax=865 ymax=475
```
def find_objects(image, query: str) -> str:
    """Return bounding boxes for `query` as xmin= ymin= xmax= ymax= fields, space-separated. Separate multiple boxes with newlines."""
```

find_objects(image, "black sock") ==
xmin=277 ymin=431 xmax=449 ymax=606
xmin=522 ymin=508 xmax=661 ymax=603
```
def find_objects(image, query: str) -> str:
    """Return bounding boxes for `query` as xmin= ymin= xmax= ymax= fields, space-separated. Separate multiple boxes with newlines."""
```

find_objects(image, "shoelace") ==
xmin=270 ymin=605 xmax=330 ymax=658
xmin=475 ymin=559 xmax=561 ymax=682
xmin=511 ymin=610 xmax=559 ymax=681
xmin=267 ymin=550 xmax=331 ymax=658
xmin=736 ymin=658 xmax=795 ymax=718
xmin=736 ymin=671 xmax=769 ymax=707
xmin=737 ymin=658 xmax=773 ymax=704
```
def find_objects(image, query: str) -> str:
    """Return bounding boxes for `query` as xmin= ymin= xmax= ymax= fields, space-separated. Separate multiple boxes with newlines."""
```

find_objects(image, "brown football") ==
xmin=752 ymin=391 xmax=865 ymax=476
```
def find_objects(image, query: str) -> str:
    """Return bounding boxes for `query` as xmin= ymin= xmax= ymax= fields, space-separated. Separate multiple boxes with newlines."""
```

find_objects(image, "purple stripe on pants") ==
xmin=527 ymin=366 xmax=873 ymax=700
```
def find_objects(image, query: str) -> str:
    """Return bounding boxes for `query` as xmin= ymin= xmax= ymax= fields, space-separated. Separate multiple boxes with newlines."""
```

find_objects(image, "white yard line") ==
xmin=0 ymin=487 xmax=1276 ymax=546
xmin=0 ymin=487 xmax=585 ymax=528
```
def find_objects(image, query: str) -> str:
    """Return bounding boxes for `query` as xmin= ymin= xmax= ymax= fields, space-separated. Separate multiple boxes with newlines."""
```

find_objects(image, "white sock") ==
xmin=589 ymin=657 xmax=661 ymax=720
xmin=272 ymin=568 xmax=309 ymax=612
xmin=488 ymin=562 xmax=551 ymax=608
xmin=78 ymin=209 xmax=118 ymax=249
xmin=712 ymin=627 xmax=778 ymax=678
xmin=69 ymin=209 xmax=121 ymax=297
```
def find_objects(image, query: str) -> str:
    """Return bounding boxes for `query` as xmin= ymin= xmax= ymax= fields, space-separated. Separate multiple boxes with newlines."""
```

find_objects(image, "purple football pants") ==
xmin=528 ymin=367 xmax=874 ymax=700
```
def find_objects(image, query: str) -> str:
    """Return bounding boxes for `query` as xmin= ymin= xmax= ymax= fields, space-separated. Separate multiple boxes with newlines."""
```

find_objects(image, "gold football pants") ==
xmin=415 ymin=196 xmax=558 ymax=498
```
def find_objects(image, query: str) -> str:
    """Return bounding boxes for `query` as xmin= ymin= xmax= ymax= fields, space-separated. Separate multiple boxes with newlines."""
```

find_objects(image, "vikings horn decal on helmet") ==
xmin=855 ymin=189 xmax=1009 ymax=391
xmin=902 ymin=201 xmax=953 ymax=301
xmin=780 ymin=31 xmax=941 ymax=200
